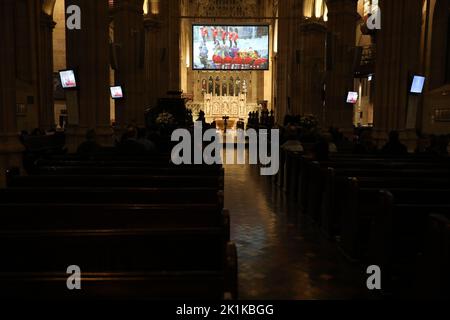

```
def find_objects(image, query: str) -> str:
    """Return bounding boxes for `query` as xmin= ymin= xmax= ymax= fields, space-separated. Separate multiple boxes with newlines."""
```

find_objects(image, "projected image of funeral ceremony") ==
xmin=193 ymin=25 xmax=269 ymax=70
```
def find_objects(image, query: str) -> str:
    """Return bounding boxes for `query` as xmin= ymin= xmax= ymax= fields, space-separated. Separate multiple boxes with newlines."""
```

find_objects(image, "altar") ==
xmin=187 ymin=93 xmax=258 ymax=128
xmin=204 ymin=93 xmax=247 ymax=123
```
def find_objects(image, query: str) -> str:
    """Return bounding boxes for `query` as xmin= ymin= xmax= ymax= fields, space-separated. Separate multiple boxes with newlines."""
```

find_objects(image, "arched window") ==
xmin=150 ymin=0 xmax=160 ymax=15
xmin=42 ymin=0 xmax=56 ymax=16
xmin=222 ymin=76 xmax=228 ymax=96
xmin=215 ymin=76 xmax=221 ymax=96
xmin=229 ymin=77 xmax=234 ymax=96
xmin=303 ymin=0 xmax=328 ymax=21
xmin=235 ymin=77 xmax=241 ymax=95
xmin=143 ymin=0 xmax=149 ymax=14
xmin=208 ymin=76 xmax=214 ymax=93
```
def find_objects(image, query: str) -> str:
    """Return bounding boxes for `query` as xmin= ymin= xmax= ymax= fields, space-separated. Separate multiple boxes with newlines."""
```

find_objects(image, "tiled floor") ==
xmin=224 ymin=164 xmax=367 ymax=300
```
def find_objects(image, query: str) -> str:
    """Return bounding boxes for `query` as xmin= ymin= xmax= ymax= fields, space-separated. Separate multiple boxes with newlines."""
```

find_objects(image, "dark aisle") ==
xmin=224 ymin=164 xmax=367 ymax=300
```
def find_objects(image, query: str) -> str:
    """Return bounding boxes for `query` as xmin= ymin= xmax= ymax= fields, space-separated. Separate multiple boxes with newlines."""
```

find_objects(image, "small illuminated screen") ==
xmin=110 ymin=86 xmax=124 ymax=99
xmin=59 ymin=70 xmax=77 ymax=89
xmin=346 ymin=91 xmax=359 ymax=104
xmin=410 ymin=75 xmax=425 ymax=94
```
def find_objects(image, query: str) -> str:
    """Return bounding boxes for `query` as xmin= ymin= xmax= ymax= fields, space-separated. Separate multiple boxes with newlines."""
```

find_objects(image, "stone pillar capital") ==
xmin=40 ymin=13 xmax=56 ymax=29
xmin=112 ymin=0 xmax=144 ymax=14
xmin=144 ymin=16 xmax=161 ymax=30
xmin=325 ymin=0 xmax=358 ymax=6
xmin=299 ymin=20 xmax=327 ymax=33
xmin=65 ymin=0 xmax=112 ymax=149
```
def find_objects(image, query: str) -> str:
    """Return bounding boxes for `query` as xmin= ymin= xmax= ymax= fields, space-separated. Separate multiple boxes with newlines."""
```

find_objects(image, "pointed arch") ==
xmin=229 ymin=76 xmax=234 ymax=96
xmin=42 ymin=0 xmax=56 ymax=16
xmin=304 ymin=0 xmax=328 ymax=20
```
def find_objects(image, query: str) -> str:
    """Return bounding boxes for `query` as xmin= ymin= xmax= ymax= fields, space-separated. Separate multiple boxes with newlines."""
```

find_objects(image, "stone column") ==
xmin=38 ymin=12 xmax=56 ymax=131
xmin=373 ymin=0 xmax=423 ymax=132
xmin=325 ymin=0 xmax=358 ymax=131
xmin=113 ymin=0 xmax=145 ymax=128
xmin=143 ymin=16 xmax=161 ymax=109
xmin=0 ymin=0 xmax=24 ymax=186
xmin=65 ymin=0 xmax=112 ymax=150
xmin=141 ymin=0 xmax=180 ymax=111
xmin=298 ymin=20 xmax=327 ymax=122
xmin=276 ymin=0 xmax=297 ymax=123
xmin=165 ymin=0 xmax=181 ymax=94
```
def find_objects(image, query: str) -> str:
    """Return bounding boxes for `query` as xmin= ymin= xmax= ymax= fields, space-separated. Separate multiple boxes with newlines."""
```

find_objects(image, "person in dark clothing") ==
xmin=137 ymin=128 xmax=157 ymax=154
xmin=118 ymin=126 xmax=148 ymax=155
xmin=354 ymin=130 xmax=378 ymax=154
xmin=427 ymin=134 xmax=449 ymax=156
xmin=312 ymin=136 xmax=330 ymax=161
xmin=381 ymin=130 xmax=408 ymax=155
xmin=77 ymin=129 xmax=101 ymax=155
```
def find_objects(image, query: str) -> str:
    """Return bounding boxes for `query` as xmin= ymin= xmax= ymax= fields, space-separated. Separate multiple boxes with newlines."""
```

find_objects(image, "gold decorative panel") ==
xmin=197 ymin=0 xmax=257 ymax=17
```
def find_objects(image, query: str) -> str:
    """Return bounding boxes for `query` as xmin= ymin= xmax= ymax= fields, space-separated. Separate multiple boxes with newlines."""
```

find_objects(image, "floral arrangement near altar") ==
xmin=298 ymin=114 xmax=320 ymax=142
xmin=156 ymin=112 xmax=175 ymax=125
xmin=298 ymin=115 xmax=319 ymax=132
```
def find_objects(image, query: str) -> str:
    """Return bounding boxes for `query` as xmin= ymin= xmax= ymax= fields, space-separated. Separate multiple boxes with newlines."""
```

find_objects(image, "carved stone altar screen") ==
xmin=187 ymin=73 xmax=259 ymax=125
xmin=183 ymin=0 xmax=270 ymax=126
xmin=204 ymin=93 xmax=248 ymax=123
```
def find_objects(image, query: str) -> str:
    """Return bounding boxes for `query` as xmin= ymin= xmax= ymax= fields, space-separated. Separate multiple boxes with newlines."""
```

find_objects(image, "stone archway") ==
xmin=42 ymin=0 xmax=57 ymax=16
xmin=39 ymin=0 xmax=58 ymax=130
xmin=428 ymin=0 xmax=450 ymax=89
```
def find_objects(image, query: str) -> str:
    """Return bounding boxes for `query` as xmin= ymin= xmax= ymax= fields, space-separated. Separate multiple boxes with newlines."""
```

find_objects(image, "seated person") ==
xmin=77 ymin=129 xmax=100 ymax=155
xmin=312 ymin=136 xmax=330 ymax=161
xmin=118 ymin=126 xmax=148 ymax=155
xmin=415 ymin=135 xmax=430 ymax=154
xmin=354 ymin=130 xmax=378 ymax=154
xmin=137 ymin=128 xmax=157 ymax=154
xmin=323 ymin=132 xmax=338 ymax=153
xmin=281 ymin=125 xmax=304 ymax=153
xmin=381 ymin=131 xmax=408 ymax=155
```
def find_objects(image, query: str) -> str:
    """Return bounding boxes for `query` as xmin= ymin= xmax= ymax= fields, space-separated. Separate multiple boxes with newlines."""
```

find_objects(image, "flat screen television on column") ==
xmin=410 ymin=75 xmax=425 ymax=94
xmin=192 ymin=24 xmax=270 ymax=71
xmin=59 ymin=69 xmax=77 ymax=89
xmin=110 ymin=86 xmax=124 ymax=99
xmin=346 ymin=91 xmax=359 ymax=104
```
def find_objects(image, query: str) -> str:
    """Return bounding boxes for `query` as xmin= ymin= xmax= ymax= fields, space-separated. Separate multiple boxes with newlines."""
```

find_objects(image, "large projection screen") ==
xmin=192 ymin=24 xmax=270 ymax=71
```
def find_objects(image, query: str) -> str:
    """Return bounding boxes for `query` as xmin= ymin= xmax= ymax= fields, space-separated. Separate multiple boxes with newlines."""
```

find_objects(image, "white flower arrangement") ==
xmin=156 ymin=112 xmax=175 ymax=125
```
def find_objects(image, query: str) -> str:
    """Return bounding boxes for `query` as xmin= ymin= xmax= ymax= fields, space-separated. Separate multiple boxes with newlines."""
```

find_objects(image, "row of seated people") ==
xmin=279 ymin=125 xmax=450 ymax=157
xmin=275 ymin=127 xmax=450 ymax=299
xmin=1 ymin=136 xmax=237 ymax=300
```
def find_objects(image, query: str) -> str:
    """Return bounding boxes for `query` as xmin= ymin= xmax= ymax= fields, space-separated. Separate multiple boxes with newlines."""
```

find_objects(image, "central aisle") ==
xmin=224 ymin=164 xmax=366 ymax=300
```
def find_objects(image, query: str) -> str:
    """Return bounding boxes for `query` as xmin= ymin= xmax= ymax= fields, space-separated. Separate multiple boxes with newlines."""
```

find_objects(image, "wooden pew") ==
xmin=341 ymin=187 xmax=450 ymax=260
xmin=296 ymin=155 xmax=450 ymax=214
xmin=7 ymin=174 xmax=223 ymax=189
xmin=0 ymin=203 xmax=229 ymax=239
xmin=414 ymin=214 xmax=450 ymax=299
xmin=0 ymin=271 xmax=228 ymax=300
xmin=324 ymin=176 xmax=450 ymax=239
xmin=283 ymin=151 xmax=303 ymax=196
xmin=2 ymin=155 xmax=237 ymax=299
xmin=305 ymin=163 xmax=450 ymax=224
xmin=0 ymin=187 xmax=223 ymax=206
xmin=33 ymin=166 xmax=224 ymax=176
xmin=34 ymin=158 xmax=173 ymax=167
xmin=0 ymin=228 xmax=237 ymax=299
xmin=307 ymin=160 xmax=450 ymax=217
xmin=367 ymin=191 xmax=450 ymax=296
